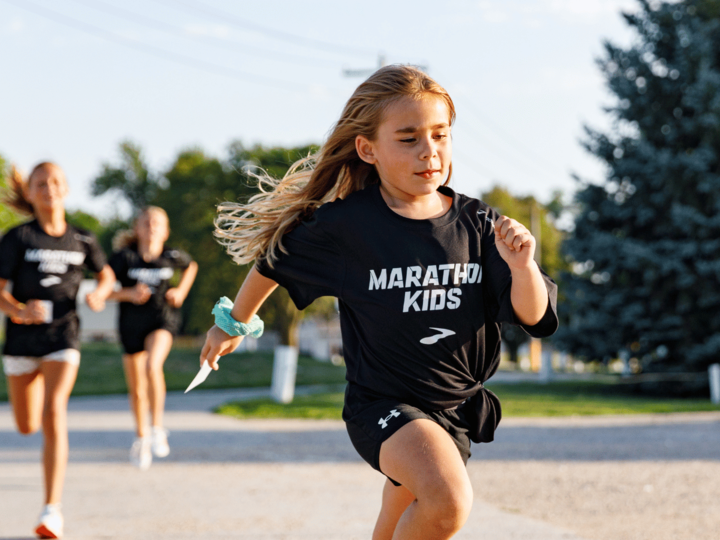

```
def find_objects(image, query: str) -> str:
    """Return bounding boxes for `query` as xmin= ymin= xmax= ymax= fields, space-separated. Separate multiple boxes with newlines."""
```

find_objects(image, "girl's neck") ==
xmin=379 ymin=184 xmax=452 ymax=220
xmin=138 ymin=240 xmax=164 ymax=262
xmin=35 ymin=207 xmax=67 ymax=237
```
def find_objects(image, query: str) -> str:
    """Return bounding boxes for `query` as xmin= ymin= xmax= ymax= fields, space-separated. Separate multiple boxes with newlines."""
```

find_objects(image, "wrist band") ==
xmin=212 ymin=297 xmax=264 ymax=338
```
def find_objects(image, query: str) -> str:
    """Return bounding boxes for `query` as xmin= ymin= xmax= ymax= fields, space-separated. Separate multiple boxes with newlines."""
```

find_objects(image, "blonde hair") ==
xmin=112 ymin=206 xmax=169 ymax=251
xmin=2 ymin=162 xmax=62 ymax=216
xmin=214 ymin=64 xmax=456 ymax=267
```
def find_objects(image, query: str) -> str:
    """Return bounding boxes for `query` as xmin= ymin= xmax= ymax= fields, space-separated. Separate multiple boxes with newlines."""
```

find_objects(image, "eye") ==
xmin=434 ymin=133 xmax=448 ymax=140
xmin=399 ymin=138 xmax=416 ymax=143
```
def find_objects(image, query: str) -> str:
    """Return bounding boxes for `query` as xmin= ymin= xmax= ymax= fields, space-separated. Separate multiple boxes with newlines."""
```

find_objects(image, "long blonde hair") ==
xmin=112 ymin=206 xmax=169 ymax=251
xmin=2 ymin=162 xmax=61 ymax=216
xmin=214 ymin=64 xmax=456 ymax=267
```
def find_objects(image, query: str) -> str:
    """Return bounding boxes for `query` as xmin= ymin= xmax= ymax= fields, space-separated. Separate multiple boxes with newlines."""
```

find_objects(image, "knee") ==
xmin=41 ymin=402 xmax=67 ymax=434
xmin=424 ymin=481 xmax=473 ymax=535
xmin=17 ymin=419 xmax=40 ymax=436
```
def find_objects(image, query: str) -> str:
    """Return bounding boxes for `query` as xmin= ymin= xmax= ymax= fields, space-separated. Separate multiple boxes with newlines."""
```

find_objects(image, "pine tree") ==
xmin=556 ymin=0 xmax=720 ymax=389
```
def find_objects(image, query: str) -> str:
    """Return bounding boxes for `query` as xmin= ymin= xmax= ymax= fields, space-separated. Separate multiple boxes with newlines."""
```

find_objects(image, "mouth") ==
xmin=415 ymin=169 xmax=441 ymax=179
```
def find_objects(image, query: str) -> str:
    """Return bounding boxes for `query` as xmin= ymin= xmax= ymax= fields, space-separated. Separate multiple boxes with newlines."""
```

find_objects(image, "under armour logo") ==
xmin=378 ymin=409 xmax=400 ymax=429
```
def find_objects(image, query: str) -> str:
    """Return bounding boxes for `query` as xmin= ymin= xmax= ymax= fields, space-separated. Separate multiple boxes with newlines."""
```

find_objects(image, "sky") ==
xmin=0 ymin=0 xmax=642 ymax=218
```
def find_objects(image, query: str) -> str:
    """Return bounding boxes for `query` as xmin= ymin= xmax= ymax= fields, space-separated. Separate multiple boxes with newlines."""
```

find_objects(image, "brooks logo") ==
xmin=420 ymin=327 xmax=456 ymax=345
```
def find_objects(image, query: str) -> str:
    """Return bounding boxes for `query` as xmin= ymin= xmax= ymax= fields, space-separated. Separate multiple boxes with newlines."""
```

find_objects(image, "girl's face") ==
xmin=356 ymin=95 xmax=452 ymax=200
xmin=135 ymin=210 xmax=169 ymax=245
xmin=25 ymin=165 xmax=68 ymax=212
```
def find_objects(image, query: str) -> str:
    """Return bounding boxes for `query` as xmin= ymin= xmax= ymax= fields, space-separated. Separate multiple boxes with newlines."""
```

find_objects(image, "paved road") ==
xmin=1 ymin=385 xmax=719 ymax=540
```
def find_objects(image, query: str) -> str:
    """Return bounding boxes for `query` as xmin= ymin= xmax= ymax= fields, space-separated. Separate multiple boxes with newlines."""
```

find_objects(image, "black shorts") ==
xmin=342 ymin=383 xmax=472 ymax=486
xmin=119 ymin=311 xmax=180 ymax=355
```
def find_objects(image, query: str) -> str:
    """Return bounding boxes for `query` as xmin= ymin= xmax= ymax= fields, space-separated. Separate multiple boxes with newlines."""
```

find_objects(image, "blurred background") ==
xmin=2 ymin=0 xmax=720 ymax=401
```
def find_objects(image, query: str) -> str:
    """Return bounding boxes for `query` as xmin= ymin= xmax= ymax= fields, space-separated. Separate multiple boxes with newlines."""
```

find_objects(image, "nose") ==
xmin=419 ymin=135 xmax=438 ymax=160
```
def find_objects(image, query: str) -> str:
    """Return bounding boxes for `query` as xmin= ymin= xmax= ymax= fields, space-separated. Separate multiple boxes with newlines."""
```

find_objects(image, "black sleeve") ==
xmin=108 ymin=250 xmax=127 ymax=281
xmin=83 ymin=231 xmax=107 ymax=273
xmin=0 ymin=228 xmax=21 ymax=281
xmin=168 ymin=248 xmax=193 ymax=270
xmin=480 ymin=206 xmax=558 ymax=338
xmin=255 ymin=214 xmax=345 ymax=310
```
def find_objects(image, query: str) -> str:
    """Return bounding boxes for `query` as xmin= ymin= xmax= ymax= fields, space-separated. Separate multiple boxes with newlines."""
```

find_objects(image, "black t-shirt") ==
xmin=0 ymin=220 xmax=107 ymax=357
xmin=109 ymin=245 xmax=193 ymax=323
xmin=257 ymin=184 xmax=558 ymax=412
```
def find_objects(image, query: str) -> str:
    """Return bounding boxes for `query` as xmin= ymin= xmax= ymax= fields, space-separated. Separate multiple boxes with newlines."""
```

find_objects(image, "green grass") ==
xmin=0 ymin=341 xmax=348 ymax=402
xmin=217 ymin=380 xmax=720 ymax=421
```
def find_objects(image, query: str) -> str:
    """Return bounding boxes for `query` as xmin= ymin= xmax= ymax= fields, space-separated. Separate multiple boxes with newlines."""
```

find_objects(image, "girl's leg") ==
xmin=372 ymin=479 xmax=416 ymax=540
xmin=6 ymin=370 xmax=44 ymax=435
xmin=123 ymin=352 xmax=150 ymax=437
xmin=40 ymin=360 xmax=78 ymax=505
xmin=377 ymin=419 xmax=473 ymax=540
xmin=144 ymin=329 xmax=173 ymax=429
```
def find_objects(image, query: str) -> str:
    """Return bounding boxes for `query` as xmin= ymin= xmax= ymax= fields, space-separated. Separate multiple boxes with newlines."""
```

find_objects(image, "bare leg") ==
xmin=378 ymin=419 xmax=473 ymax=540
xmin=40 ymin=361 xmax=78 ymax=505
xmin=123 ymin=352 xmax=149 ymax=437
xmin=372 ymin=479 xmax=416 ymax=540
xmin=6 ymin=370 xmax=44 ymax=435
xmin=145 ymin=329 xmax=173 ymax=429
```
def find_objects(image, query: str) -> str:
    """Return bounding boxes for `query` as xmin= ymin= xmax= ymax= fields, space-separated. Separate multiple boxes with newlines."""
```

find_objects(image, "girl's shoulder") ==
xmin=308 ymin=185 xmax=375 ymax=225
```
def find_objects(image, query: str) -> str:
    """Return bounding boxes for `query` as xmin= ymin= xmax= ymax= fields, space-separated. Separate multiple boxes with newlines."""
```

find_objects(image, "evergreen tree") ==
xmin=557 ymin=0 xmax=720 ymax=386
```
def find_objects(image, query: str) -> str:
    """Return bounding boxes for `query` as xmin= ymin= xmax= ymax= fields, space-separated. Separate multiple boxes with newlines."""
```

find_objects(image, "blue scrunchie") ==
xmin=212 ymin=297 xmax=264 ymax=338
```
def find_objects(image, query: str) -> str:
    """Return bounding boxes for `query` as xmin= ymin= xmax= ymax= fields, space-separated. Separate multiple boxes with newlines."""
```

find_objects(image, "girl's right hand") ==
xmin=11 ymin=299 xmax=48 ymax=325
xmin=130 ymin=283 xmax=152 ymax=305
xmin=200 ymin=325 xmax=244 ymax=370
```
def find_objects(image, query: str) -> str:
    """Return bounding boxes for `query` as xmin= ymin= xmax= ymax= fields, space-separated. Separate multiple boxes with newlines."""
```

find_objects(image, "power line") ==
xmin=147 ymin=0 xmax=376 ymax=58
xmin=67 ymin=0 xmax=341 ymax=69
xmin=4 ymin=0 xmax=311 ymax=92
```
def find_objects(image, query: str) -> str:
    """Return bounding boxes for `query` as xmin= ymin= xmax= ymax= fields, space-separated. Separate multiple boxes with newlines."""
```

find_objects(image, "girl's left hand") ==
xmin=86 ymin=290 xmax=106 ymax=312
xmin=494 ymin=215 xmax=536 ymax=270
xmin=165 ymin=287 xmax=186 ymax=308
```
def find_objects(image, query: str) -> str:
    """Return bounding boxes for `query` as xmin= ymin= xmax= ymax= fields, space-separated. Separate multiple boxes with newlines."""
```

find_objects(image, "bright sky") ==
xmin=1 ymin=0 xmax=640 ymax=218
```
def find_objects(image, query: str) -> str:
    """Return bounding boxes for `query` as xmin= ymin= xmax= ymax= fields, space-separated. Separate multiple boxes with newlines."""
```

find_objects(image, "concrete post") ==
xmin=540 ymin=349 xmax=553 ymax=383
xmin=271 ymin=345 xmax=298 ymax=404
xmin=709 ymin=364 xmax=720 ymax=405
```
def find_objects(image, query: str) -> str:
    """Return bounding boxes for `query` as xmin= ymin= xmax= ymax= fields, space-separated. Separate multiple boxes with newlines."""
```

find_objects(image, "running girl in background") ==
xmin=0 ymin=162 xmax=115 ymax=539
xmin=109 ymin=207 xmax=197 ymax=470
xmin=200 ymin=65 xmax=558 ymax=540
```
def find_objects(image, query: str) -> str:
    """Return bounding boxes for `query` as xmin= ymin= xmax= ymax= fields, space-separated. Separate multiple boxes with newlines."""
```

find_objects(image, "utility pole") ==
xmin=343 ymin=54 xmax=428 ymax=77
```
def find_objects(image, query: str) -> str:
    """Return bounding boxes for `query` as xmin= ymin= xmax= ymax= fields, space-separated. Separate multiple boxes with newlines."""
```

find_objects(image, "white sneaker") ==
xmin=35 ymin=503 xmax=63 ymax=539
xmin=151 ymin=426 xmax=170 ymax=458
xmin=129 ymin=436 xmax=152 ymax=470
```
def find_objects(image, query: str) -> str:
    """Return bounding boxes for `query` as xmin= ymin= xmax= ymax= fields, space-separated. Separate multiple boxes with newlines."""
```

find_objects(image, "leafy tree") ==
xmin=557 ymin=0 xmax=720 ymax=388
xmin=480 ymin=185 xmax=568 ymax=364
xmin=0 ymin=154 xmax=23 ymax=233
xmin=91 ymin=141 xmax=159 ymax=213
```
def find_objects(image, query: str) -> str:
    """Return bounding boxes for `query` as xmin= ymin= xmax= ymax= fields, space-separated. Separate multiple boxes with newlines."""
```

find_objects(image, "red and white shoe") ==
xmin=35 ymin=503 xmax=63 ymax=539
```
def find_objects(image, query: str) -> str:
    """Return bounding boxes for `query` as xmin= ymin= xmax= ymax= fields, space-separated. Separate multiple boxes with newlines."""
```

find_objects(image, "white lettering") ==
xmin=388 ymin=268 xmax=404 ymax=289
xmin=430 ymin=289 xmax=446 ymax=311
xmin=447 ymin=288 xmax=462 ymax=309
xmin=438 ymin=264 xmax=454 ymax=285
xmin=405 ymin=266 xmax=422 ymax=288
xmin=369 ymin=269 xmax=387 ymax=291
xmin=454 ymin=263 xmax=468 ymax=285
xmin=403 ymin=290 xmax=423 ymax=312
xmin=467 ymin=263 xmax=482 ymax=284
xmin=422 ymin=265 xmax=439 ymax=286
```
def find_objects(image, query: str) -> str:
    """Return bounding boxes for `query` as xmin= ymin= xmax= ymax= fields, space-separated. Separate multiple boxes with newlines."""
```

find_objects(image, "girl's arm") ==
xmin=108 ymin=283 xmax=152 ymax=305
xmin=165 ymin=261 xmax=198 ymax=308
xmin=200 ymin=265 xmax=278 ymax=370
xmin=86 ymin=265 xmax=117 ymax=312
xmin=0 ymin=278 xmax=48 ymax=324
xmin=494 ymin=216 xmax=549 ymax=326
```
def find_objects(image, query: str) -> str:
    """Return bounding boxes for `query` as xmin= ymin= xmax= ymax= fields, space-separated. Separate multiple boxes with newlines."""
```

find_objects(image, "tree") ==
xmin=557 ymin=0 xmax=720 ymax=389
xmin=480 ymin=185 xmax=568 ymax=363
xmin=91 ymin=141 xmax=159 ymax=214
xmin=0 ymin=154 xmax=24 ymax=234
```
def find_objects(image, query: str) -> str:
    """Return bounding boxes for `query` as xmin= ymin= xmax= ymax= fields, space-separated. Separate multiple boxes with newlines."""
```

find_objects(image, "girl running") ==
xmin=0 ymin=162 xmax=115 ymax=539
xmin=109 ymin=207 xmax=197 ymax=470
xmin=200 ymin=65 xmax=558 ymax=539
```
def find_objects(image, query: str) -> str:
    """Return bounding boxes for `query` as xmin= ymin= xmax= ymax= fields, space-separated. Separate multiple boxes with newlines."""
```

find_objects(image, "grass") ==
xmin=217 ymin=380 xmax=720 ymax=421
xmin=0 ymin=341 xmax=348 ymax=402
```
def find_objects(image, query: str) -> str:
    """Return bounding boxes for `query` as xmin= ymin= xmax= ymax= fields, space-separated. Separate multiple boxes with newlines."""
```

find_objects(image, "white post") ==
xmin=540 ymin=349 xmax=553 ymax=383
xmin=271 ymin=345 xmax=298 ymax=404
xmin=709 ymin=364 xmax=720 ymax=405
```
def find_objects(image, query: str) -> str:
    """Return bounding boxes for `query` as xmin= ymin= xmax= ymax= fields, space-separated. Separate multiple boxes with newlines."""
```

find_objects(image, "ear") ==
xmin=355 ymin=135 xmax=377 ymax=165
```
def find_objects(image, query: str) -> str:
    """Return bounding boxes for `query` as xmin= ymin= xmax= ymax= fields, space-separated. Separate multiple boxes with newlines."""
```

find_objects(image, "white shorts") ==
xmin=2 ymin=349 xmax=81 ymax=376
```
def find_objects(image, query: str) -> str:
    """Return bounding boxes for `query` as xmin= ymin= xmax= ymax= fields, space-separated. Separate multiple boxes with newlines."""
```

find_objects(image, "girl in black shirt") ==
xmin=109 ymin=207 xmax=197 ymax=470
xmin=199 ymin=66 xmax=558 ymax=540
xmin=0 ymin=162 xmax=115 ymax=539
